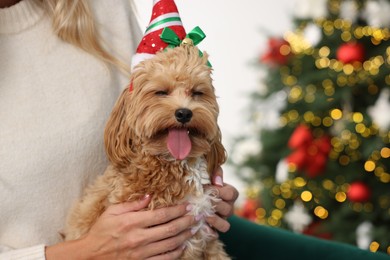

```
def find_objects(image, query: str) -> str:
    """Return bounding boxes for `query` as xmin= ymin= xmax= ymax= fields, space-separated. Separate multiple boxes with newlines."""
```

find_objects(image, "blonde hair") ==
xmin=41 ymin=0 xmax=131 ymax=76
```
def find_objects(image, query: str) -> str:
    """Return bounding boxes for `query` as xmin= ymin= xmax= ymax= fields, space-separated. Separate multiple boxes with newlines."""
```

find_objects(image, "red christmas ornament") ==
xmin=261 ymin=37 xmax=292 ymax=66
xmin=347 ymin=181 xmax=371 ymax=202
xmin=303 ymin=222 xmax=332 ymax=240
xmin=288 ymin=124 xmax=313 ymax=148
xmin=236 ymin=198 xmax=260 ymax=222
xmin=336 ymin=42 xmax=365 ymax=64
xmin=286 ymin=125 xmax=332 ymax=177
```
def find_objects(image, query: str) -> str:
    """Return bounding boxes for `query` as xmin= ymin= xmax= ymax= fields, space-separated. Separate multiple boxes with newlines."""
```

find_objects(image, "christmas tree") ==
xmin=233 ymin=0 xmax=390 ymax=254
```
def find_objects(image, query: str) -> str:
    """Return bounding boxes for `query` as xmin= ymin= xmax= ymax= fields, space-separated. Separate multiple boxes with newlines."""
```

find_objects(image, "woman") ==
xmin=2 ymin=1 xmax=389 ymax=259
xmin=0 ymin=0 xmax=238 ymax=259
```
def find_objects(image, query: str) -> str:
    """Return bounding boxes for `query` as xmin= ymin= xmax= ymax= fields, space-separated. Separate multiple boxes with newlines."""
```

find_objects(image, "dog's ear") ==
xmin=205 ymin=127 xmax=227 ymax=175
xmin=104 ymin=88 xmax=133 ymax=169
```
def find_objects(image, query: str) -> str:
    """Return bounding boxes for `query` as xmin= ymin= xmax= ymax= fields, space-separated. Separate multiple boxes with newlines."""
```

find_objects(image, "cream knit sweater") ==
xmin=0 ymin=0 xmax=141 ymax=258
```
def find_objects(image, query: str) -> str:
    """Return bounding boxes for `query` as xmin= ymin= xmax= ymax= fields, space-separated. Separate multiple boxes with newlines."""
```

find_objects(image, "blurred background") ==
xmin=134 ymin=0 xmax=390 ymax=255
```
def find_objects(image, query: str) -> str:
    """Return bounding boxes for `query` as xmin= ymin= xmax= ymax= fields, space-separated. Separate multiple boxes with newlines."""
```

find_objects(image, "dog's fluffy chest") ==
xmin=184 ymin=156 xmax=211 ymax=195
xmin=183 ymin=157 xmax=219 ymax=243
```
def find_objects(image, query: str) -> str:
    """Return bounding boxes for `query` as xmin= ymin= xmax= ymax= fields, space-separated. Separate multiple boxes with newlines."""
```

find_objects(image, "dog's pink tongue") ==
xmin=167 ymin=128 xmax=192 ymax=160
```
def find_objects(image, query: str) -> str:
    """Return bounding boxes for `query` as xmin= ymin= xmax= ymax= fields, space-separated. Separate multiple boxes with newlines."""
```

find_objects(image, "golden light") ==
xmin=323 ymin=116 xmax=333 ymax=127
xmin=304 ymin=111 xmax=315 ymax=122
xmin=272 ymin=186 xmax=281 ymax=195
xmin=280 ymin=44 xmax=291 ymax=56
xmin=343 ymin=64 xmax=354 ymax=75
xmin=272 ymin=209 xmax=283 ymax=219
xmin=335 ymin=192 xmax=347 ymax=202
xmin=375 ymin=166 xmax=385 ymax=176
xmin=322 ymin=179 xmax=334 ymax=190
xmin=314 ymin=206 xmax=329 ymax=219
xmin=363 ymin=60 xmax=372 ymax=71
xmin=304 ymin=94 xmax=316 ymax=103
xmin=364 ymin=160 xmax=376 ymax=172
xmin=284 ymin=31 xmax=312 ymax=53
xmin=288 ymin=110 xmax=299 ymax=121
xmin=280 ymin=116 xmax=288 ymax=126
xmin=316 ymin=58 xmax=330 ymax=68
xmin=380 ymin=173 xmax=390 ymax=183
xmin=267 ymin=216 xmax=279 ymax=226
xmin=330 ymin=59 xmax=344 ymax=71
xmin=294 ymin=177 xmax=307 ymax=187
xmin=275 ymin=199 xmax=286 ymax=209
xmin=283 ymin=75 xmax=298 ymax=86
xmin=301 ymin=191 xmax=313 ymax=202
xmin=341 ymin=130 xmax=352 ymax=141
xmin=349 ymin=139 xmax=360 ymax=150
xmin=289 ymin=86 xmax=303 ymax=102
xmin=339 ymin=155 xmax=350 ymax=166
xmin=312 ymin=116 xmax=322 ymax=126
xmin=337 ymin=75 xmax=348 ymax=86
xmin=380 ymin=147 xmax=390 ymax=158
xmin=319 ymin=46 xmax=330 ymax=57
xmin=341 ymin=31 xmax=352 ymax=41
xmin=355 ymin=123 xmax=366 ymax=134
xmin=324 ymin=86 xmax=335 ymax=96
xmin=368 ymin=77 xmax=379 ymax=89
xmin=330 ymin=109 xmax=343 ymax=120
xmin=323 ymin=21 xmax=334 ymax=35
xmin=352 ymin=112 xmax=364 ymax=123
xmin=256 ymin=208 xmax=266 ymax=218
xmin=369 ymin=241 xmax=380 ymax=252
xmin=354 ymin=27 xmax=364 ymax=38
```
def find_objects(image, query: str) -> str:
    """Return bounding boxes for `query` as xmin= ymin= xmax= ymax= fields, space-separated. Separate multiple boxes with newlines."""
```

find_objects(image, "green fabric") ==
xmin=220 ymin=215 xmax=390 ymax=260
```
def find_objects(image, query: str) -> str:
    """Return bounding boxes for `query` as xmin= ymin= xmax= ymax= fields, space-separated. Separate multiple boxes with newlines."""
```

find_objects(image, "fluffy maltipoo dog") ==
xmin=63 ymin=44 xmax=230 ymax=259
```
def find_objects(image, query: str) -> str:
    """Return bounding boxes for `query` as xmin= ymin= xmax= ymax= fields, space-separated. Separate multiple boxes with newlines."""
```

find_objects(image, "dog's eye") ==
xmin=155 ymin=90 xmax=168 ymax=96
xmin=192 ymin=91 xmax=204 ymax=97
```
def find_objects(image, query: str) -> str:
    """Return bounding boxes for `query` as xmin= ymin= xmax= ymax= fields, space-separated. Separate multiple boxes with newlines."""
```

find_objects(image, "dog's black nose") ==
xmin=175 ymin=108 xmax=193 ymax=124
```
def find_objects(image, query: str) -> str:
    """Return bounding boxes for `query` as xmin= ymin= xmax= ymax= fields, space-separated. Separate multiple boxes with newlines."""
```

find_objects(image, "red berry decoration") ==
xmin=347 ymin=181 xmax=371 ymax=202
xmin=336 ymin=42 xmax=365 ymax=64
xmin=261 ymin=37 xmax=292 ymax=66
xmin=237 ymin=198 xmax=260 ymax=222
xmin=286 ymin=125 xmax=331 ymax=178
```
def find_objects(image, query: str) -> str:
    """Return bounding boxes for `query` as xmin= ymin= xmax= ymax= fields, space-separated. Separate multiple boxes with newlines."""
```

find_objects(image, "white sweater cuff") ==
xmin=0 ymin=244 xmax=46 ymax=260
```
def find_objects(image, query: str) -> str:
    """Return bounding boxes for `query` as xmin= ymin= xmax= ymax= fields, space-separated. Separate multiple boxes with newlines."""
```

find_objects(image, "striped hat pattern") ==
xmin=131 ymin=0 xmax=187 ymax=69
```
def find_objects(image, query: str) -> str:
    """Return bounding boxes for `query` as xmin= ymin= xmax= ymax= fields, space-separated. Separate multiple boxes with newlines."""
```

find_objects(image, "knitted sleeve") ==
xmin=0 ymin=245 xmax=46 ymax=260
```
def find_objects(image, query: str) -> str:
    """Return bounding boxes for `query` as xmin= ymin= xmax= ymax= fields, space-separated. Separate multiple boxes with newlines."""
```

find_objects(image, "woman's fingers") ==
xmin=216 ymin=183 xmax=239 ymax=204
xmin=206 ymin=184 xmax=237 ymax=233
xmin=142 ymin=214 xmax=197 ymax=243
xmin=147 ymin=246 xmax=185 ymax=260
xmin=204 ymin=167 xmax=240 ymax=234
xmin=104 ymin=194 xmax=152 ymax=216
xmin=205 ymin=215 xmax=230 ymax=233
xmin=212 ymin=166 xmax=224 ymax=187
xmin=119 ymin=206 xmax=196 ymax=259
xmin=134 ymin=203 xmax=192 ymax=228
xmin=142 ymin=229 xmax=192 ymax=259
xmin=213 ymin=199 xmax=234 ymax=218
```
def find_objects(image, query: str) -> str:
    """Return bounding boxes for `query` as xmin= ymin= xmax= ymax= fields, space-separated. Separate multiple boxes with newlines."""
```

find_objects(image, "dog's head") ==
xmin=104 ymin=45 xmax=226 ymax=174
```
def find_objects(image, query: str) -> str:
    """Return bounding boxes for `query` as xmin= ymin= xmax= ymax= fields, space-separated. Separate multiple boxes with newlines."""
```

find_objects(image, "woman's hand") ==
xmin=46 ymin=195 xmax=199 ymax=260
xmin=205 ymin=167 xmax=239 ymax=233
